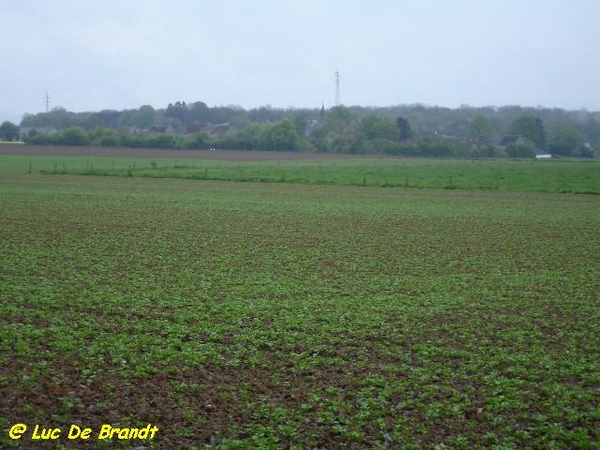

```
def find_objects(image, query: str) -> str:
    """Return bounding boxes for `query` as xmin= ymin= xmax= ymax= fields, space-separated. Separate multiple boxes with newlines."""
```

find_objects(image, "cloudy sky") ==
xmin=1 ymin=0 xmax=598 ymax=123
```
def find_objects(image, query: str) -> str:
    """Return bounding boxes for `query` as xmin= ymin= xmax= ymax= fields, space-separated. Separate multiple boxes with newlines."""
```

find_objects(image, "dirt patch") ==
xmin=0 ymin=144 xmax=369 ymax=161
xmin=0 ymin=355 xmax=370 ymax=449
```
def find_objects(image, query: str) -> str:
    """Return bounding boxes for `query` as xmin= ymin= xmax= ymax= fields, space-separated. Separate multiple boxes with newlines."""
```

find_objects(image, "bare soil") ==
xmin=0 ymin=144 xmax=365 ymax=161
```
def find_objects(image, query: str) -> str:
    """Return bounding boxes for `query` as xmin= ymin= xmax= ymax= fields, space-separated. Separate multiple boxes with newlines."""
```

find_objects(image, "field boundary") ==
xmin=0 ymin=144 xmax=374 ymax=161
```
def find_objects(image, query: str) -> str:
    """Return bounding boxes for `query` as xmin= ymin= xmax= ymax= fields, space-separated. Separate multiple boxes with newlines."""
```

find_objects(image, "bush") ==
xmin=121 ymin=132 xmax=149 ymax=148
xmin=181 ymin=133 xmax=209 ymax=150
xmin=146 ymin=134 xmax=176 ymax=149
xmin=211 ymin=134 xmax=239 ymax=150
xmin=100 ymin=134 xmax=119 ymax=147
xmin=27 ymin=133 xmax=54 ymax=145
xmin=416 ymin=139 xmax=458 ymax=157
xmin=27 ymin=127 xmax=90 ymax=146
xmin=369 ymin=138 xmax=401 ymax=154
xmin=54 ymin=127 xmax=90 ymax=146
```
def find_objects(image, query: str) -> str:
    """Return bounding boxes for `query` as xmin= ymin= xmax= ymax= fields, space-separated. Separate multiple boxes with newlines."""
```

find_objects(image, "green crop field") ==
xmin=3 ymin=153 xmax=600 ymax=194
xmin=0 ymin=154 xmax=599 ymax=449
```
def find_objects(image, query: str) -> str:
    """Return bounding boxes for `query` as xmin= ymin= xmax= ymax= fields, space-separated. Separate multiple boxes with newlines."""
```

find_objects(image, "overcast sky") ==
xmin=1 ymin=0 xmax=599 ymax=123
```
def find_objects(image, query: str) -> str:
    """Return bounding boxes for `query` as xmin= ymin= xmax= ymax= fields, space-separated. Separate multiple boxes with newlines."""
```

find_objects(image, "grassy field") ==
xmin=0 ymin=154 xmax=599 ymax=449
xmin=3 ymin=153 xmax=600 ymax=194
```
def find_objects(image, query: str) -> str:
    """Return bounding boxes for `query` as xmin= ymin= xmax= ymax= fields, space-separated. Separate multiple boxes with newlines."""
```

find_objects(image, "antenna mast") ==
xmin=334 ymin=70 xmax=341 ymax=106
xmin=45 ymin=92 xmax=51 ymax=113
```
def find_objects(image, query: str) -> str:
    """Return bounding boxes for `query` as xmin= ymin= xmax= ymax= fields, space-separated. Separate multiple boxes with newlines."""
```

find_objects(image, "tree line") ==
xmin=2 ymin=101 xmax=599 ymax=158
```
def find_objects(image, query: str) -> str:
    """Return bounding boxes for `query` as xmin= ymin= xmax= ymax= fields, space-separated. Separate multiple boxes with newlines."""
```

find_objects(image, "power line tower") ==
xmin=334 ymin=70 xmax=341 ymax=107
xmin=45 ymin=92 xmax=51 ymax=113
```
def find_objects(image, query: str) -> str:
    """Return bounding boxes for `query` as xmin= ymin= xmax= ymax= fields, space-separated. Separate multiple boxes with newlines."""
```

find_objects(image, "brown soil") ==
xmin=0 ymin=144 xmax=368 ymax=161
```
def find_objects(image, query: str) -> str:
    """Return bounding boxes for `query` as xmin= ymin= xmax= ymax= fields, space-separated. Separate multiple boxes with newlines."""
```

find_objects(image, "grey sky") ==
xmin=1 ymin=0 xmax=599 ymax=123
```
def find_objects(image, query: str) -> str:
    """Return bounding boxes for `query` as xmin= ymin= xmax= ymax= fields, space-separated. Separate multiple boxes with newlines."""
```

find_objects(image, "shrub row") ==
xmin=26 ymin=127 xmax=211 ymax=150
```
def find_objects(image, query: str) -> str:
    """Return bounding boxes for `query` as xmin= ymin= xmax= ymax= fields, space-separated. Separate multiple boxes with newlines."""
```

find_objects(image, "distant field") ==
xmin=1 ymin=147 xmax=599 ymax=194
xmin=0 ymin=144 xmax=359 ymax=160
xmin=0 ymin=150 xmax=599 ymax=448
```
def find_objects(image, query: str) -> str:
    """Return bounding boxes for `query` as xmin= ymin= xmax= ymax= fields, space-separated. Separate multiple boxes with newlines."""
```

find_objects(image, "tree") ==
xmin=468 ymin=115 xmax=494 ymax=152
xmin=535 ymin=117 xmax=547 ymax=149
xmin=330 ymin=134 xmax=367 ymax=154
xmin=0 ymin=121 xmax=20 ymax=141
xmin=291 ymin=112 xmax=309 ymax=138
xmin=248 ymin=104 xmax=285 ymax=123
xmin=166 ymin=101 xmax=189 ymax=123
xmin=187 ymin=101 xmax=210 ymax=125
xmin=507 ymin=115 xmax=547 ymax=149
xmin=506 ymin=138 xmax=534 ymax=158
xmin=396 ymin=116 xmax=413 ymax=141
xmin=89 ymin=110 xmax=121 ymax=128
xmin=238 ymin=123 xmax=264 ymax=150
xmin=259 ymin=119 xmax=300 ymax=151
xmin=20 ymin=107 xmax=82 ymax=129
xmin=549 ymin=127 xmax=584 ymax=156
xmin=359 ymin=115 xmax=397 ymax=141
xmin=133 ymin=105 xmax=156 ymax=128
xmin=323 ymin=106 xmax=358 ymax=136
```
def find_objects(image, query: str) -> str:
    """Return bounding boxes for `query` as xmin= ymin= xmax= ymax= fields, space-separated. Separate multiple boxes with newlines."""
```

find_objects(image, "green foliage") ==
xmin=379 ymin=139 xmax=461 ymax=157
xmin=332 ymin=133 xmax=368 ymax=154
xmin=18 ymin=103 xmax=600 ymax=150
xmin=16 ymin=101 xmax=600 ymax=160
xmin=549 ymin=127 xmax=584 ymax=156
xmin=290 ymin=111 xmax=309 ymax=137
xmin=146 ymin=133 xmax=176 ymax=149
xmin=396 ymin=116 xmax=413 ymax=141
xmin=120 ymin=131 xmax=149 ymax=148
xmin=20 ymin=107 xmax=83 ymax=129
xmin=0 ymin=121 xmax=20 ymax=141
xmin=99 ymin=132 xmax=119 ymax=147
xmin=88 ymin=128 xmax=122 ymax=147
xmin=314 ymin=107 xmax=365 ymax=153
xmin=187 ymin=101 xmax=210 ymax=125
xmin=0 ymin=160 xmax=598 ymax=448
xmin=468 ymin=115 xmax=494 ymax=150
xmin=166 ymin=101 xmax=189 ymax=123
xmin=507 ymin=115 xmax=547 ymax=149
xmin=133 ymin=105 xmax=156 ymax=128
xmin=359 ymin=115 xmax=397 ymax=141
xmin=237 ymin=123 xmax=264 ymax=150
xmin=259 ymin=119 xmax=300 ymax=151
xmin=88 ymin=109 xmax=121 ymax=128
xmin=323 ymin=106 xmax=358 ymax=136
xmin=125 ymin=131 xmax=180 ymax=149
xmin=25 ymin=155 xmax=600 ymax=194
xmin=180 ymin=132 xmax=209 ymax=150
xmin=506 ymin=139 xmax=535 ymax=158
xmin=61 ymin=127 xmax=91 ymax=146
xmin=31 ymin=126 xmax=91 ymax=146
xmin=248 ymin=104 xmax=286 ymax=123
